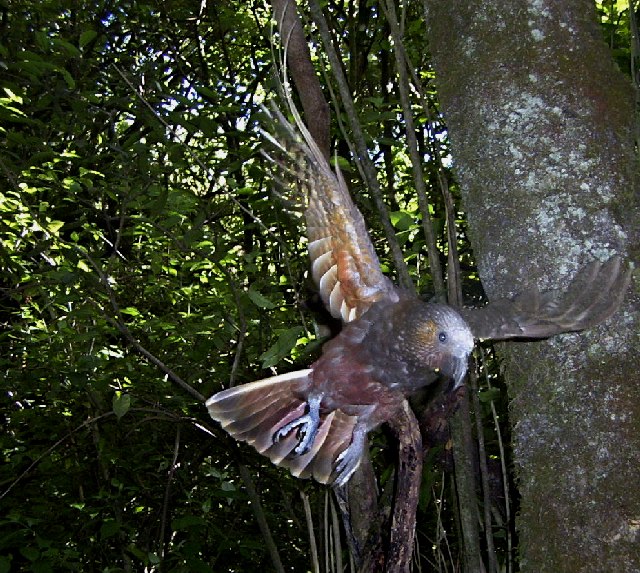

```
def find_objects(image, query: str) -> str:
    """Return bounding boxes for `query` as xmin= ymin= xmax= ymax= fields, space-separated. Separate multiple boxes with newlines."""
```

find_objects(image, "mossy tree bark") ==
xmin=425 ymin=1 xmax=640 ymax=571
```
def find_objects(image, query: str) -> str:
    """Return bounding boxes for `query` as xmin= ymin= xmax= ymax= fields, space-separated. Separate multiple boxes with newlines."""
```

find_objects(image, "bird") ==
xmin=206 ymin=102 xmax=631 ymax=487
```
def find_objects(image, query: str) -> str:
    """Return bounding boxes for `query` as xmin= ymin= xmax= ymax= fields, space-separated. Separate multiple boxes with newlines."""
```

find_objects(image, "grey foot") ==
xmin=333 ymin=424 xmax=367 ymax=487
xmin=273 ymin=394 xmax=323 ymax=455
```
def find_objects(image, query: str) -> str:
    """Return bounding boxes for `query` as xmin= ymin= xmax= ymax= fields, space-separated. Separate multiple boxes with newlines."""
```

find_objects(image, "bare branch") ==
xmin=271 ymin=0 xmax=330 ymax=157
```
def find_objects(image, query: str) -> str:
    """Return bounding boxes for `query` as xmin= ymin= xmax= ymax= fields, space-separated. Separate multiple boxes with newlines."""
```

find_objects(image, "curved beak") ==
xmin=442 ymin=353 xmax=470 ymax=389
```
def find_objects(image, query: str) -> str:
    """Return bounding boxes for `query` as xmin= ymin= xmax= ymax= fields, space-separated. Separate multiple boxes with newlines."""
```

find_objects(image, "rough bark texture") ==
xmin=271 ymin=0 xmax=330 ymax=157
xmin=425 ymin=1 xmax=640 ymax=571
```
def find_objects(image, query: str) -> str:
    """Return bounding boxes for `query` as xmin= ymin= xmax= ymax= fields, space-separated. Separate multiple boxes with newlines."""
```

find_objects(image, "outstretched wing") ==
xmin=461 ymin=256 xmax=631 ymax=340
xmin=262 ymin=104 xmax=397 ymax=323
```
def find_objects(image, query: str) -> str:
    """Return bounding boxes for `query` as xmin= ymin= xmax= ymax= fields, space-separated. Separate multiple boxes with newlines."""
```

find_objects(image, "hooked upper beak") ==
xmin=442 ymin=354 xmax=470 ymax=389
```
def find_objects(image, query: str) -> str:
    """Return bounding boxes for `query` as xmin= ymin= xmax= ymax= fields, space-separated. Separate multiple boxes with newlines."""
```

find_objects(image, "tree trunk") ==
xmin=425 ymin=1 xmax=640 ymax=571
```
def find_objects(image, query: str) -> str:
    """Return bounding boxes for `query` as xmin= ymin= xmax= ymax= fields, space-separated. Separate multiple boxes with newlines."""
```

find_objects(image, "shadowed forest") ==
xmin=1 ymin=1 xmax=639 ymax=572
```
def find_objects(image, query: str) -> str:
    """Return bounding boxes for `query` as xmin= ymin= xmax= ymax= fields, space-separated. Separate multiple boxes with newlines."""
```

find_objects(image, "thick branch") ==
xmin=271 ymin=0 xmax=330 ymax=158
xmin=386 ymin=401 xmax=423 ymax=573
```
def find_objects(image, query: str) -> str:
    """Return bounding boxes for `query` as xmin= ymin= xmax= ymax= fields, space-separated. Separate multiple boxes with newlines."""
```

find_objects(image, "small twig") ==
xmin=159 ymin=425 xmax=182 ymax=561
xmin=211 ymin=248 xmax=285 ymax=573
xmin=450 ymin=393 xmax=485 ymax=572
xmin=0 ymin=412 xmax=115 ymax=500
xmin=107 ymin=316 xmax=205 ymax=402
xmin=237 ymin=463 xmax=286 ymax=573
xmin=1 ymin=172 xmax=207 ymax=405
xmin=381 ymin=0 xmax=446 ymax=300
xmin=394 ymin=24 xmax=465 ymax=305
xmin=329 ymin=493 xmax=344 ymax=573
xmin=112 ymin=64 xmax=284 ymax=251
xmin=469 ymin=366 xmax=499 ymax=573
xmin=70 ymin=241 xmax=205 ymax=403
xmin=213 ymin=261 xmax=248 ymax=389
xmin=481 ymin=346 xmax=512 ymax=573
xmin=2 ymin=408 xmax=204 ymax=503
xmin=432 ymin=474 xmax=454 ymax=569
xmin=301 ymin=491 xmax=320 ymax=573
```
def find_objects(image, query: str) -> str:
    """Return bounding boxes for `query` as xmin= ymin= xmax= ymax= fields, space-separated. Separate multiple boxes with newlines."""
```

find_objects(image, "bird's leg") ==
xmin=333 ymin=410 xmax=374 ymax=487
xmin=273 ymin=393 xmax=324 ymax=455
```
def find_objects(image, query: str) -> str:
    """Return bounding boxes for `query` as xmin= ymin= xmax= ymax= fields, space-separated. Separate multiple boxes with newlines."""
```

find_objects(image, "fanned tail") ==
xmin=206 ymin=370 xmax=359 ymax=485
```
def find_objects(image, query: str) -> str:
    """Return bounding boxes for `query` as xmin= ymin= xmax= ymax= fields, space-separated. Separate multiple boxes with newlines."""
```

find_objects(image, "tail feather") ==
xmin=207 ymin=370 xmax=312 ymax=417
xmin=284 ymin=411 xmax=336 ymax=478
xmin=225 ymin=398 xmax=303 ymax=437
xmin=275 ymin=409 xmax=359 ymax=484
xmin=206 ymin=369 xmax=361 ymax=485
xmin=261 ymin=428 xmax=302 ymax=463
xmin=207 ymin=369 xmax=310 ymax=438
xmin=248 ymin=403 xmax=307 ymax=453
xmin=322 ymin=411 xmax=360 ymax=483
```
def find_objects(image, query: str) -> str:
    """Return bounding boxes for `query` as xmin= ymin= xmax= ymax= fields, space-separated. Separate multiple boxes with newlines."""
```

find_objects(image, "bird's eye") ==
xmin=438 ymin=331 xmax=447 ymax=343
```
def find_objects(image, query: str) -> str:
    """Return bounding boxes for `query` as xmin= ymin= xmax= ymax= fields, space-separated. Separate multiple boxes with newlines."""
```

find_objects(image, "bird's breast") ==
xmin=308 ymin=313 xmax=439 ymax=424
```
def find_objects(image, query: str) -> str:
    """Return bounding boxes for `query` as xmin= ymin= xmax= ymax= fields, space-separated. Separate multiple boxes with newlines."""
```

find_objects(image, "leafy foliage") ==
xmin=0 ymin=1 xmax=633 ymax=571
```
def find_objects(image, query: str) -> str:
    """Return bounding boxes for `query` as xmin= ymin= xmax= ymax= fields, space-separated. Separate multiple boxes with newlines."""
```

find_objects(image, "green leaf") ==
xmin=2 ymin=87 xmax=23 ymax=103
xmin=172 ymin=515 xmax=207 ymax=530
xmin=195 ymin=85 xmax=218 ymax=99
xmin=79 ymin=29 xmax=98 ymax=48
xmin=331 ymin=155 xmax=353 ymax=172
xmin=260 ymin=326 xmax=304 ymax=368
xmin=57 ymin=67 xmax=76 ymax=89
xmin=112 ymin=392 xmax=131 ymax=420
xmin=479 ymin=388 xmax=502 ymax=403
xmin=247 ymin=287 xmax=276 ymax=309
xmin=390 ymin=210 xmax=416 ymax=232
xmin=52 ymin=38 xmax=80 ymax=57
xmin=20 ymin=546 xmax=40 ymax=561
xmin=48 ymin=220 xmax=64 ymax=234
xmin=100 ymin=519 xmax=120 ymax=539
xmin=120 ymin=307 xmax=141 ymax=317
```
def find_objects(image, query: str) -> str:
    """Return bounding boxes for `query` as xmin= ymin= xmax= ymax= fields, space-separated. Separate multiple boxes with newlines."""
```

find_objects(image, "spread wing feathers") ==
xmin=461 ymin=255 xmax=631 ymax=341
xmin=206 ymin=369 xmax=358 ymax=484
xmin=261 ymin=103 xmax=397 ymax=323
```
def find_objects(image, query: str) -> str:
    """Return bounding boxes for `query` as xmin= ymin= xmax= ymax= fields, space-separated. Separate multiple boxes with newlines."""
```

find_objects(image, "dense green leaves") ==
xmin=0 ymin=1 xmax=309 ymax=570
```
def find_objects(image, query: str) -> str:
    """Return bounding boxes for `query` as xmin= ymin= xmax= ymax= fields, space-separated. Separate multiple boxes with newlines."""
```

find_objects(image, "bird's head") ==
xmin=400 ymin=303 xmax=475 ymax=389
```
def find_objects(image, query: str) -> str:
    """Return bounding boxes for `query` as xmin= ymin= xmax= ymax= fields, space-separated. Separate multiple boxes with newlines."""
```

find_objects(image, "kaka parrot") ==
xmin=206 ymin=103 xmax=630 ymax=487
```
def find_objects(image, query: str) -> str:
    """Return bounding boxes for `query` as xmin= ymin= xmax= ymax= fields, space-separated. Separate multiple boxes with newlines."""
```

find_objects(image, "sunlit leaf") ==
xmin=247 ymin=287 xmax=276 ymax=309
xmin=260 ymin=326 xmax=304 ymax=368
xmin=112 ymin=392 xmax=131 ymax=420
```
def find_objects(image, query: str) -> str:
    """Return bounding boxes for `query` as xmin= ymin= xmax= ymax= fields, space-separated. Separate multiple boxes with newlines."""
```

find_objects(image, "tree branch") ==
xmin=271 ymin=0 xmax=330 ymax=158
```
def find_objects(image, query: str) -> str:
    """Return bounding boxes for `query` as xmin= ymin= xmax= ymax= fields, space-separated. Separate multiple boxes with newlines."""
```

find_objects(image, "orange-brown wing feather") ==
xmin=262 ymin=104 xmax=397 ymax=322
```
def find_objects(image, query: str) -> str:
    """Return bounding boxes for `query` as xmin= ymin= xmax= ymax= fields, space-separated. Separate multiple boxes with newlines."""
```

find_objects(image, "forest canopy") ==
xmin=0 ymin=1 xmax=637 ymax=572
